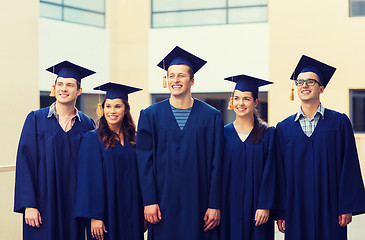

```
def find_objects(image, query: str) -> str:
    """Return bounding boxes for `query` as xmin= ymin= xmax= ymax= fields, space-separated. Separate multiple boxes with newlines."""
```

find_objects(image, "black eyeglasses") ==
xmin=294 ymin=79 xmax=322 ymax=87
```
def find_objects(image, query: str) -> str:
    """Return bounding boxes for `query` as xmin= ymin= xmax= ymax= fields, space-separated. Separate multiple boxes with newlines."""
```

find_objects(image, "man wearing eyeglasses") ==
xmin=275 ymin=55 xmax=365 ymax=240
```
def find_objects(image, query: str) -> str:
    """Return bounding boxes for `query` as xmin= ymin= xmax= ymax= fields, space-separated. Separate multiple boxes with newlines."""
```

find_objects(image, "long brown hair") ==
xmin=97 ymin=99 xmax=136 ymax=149
xmin=250 ymin=91 xmax=269 ymax=144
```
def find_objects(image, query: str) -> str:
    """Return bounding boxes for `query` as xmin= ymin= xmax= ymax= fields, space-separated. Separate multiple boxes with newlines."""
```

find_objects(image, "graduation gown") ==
xmin=136 ymin=98 xmax=224 ymax=240
xmin=14 ymin=107 xmax=95 ymax=240
xmin=220 ymin=124 xmax=283 ymax=240
xmin=74 ymin=130 xmax=144 ymax=240
xmin=276 ymin=109 xmax=365 ymax=240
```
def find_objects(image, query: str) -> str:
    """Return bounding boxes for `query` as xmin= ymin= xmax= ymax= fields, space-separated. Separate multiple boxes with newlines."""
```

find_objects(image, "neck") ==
xmin=301 ymin=101 xmax=320 ymax=119
xmin=234 ymin=113 xmax=255 ymax=132
xmin=169 ymin=94 xmax=194 ymax=109
xmin=55 ymin=101 xmax=76 ymax=117
xmin=108 ymin=123 xmax=122 ymax=135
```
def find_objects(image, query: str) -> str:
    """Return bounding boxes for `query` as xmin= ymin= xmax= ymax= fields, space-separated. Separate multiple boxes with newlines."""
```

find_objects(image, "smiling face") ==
xmin=103 ymin=98 xmax=125 ymax=130
xmin=296 ymin=71 xmax=324 ymax=103
xmin=54 ymin=77 xmax=82 ymax=105
xmin=232 ymin=90 xmax=258 ymax=118
xmin=167 ymin=64 xmax=194 ymax=98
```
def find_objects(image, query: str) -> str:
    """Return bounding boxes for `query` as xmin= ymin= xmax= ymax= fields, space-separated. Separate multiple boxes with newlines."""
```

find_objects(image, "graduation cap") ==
xmin=225 ymin=74 xmax=272 ymax=110
xmin=157 ymin=46 xmax=207 ymax=88
xmin=289 ymin=55 xmax=336 ymax=100
xmin=46 ymin=60 xmax=95 ymax=97
xmin=93 ymin=82 xmax=142 ymax=116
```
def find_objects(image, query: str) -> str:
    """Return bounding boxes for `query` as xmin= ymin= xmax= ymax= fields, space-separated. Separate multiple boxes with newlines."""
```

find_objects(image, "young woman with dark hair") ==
xmin=220 ymin=75 xmax=284 ymax=240
xmin=74 ymin=83 xmax=145 ymax=240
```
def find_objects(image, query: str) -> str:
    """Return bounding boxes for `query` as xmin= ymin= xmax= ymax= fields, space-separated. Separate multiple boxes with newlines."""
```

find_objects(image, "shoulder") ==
xmin=276 ymin=113 xmax=296 ymax=129
xmin=78 ymin=111 xmax=95 ymax=124
xmin=195 ymin=98 xmax=220 ymax=113
xmin=82 ymin=129 xmax=99 ymax=142
xmin=32 ymin=107 xmax=49 ymax=117
xmin=142 ymin=99 xmax=169 ymax=115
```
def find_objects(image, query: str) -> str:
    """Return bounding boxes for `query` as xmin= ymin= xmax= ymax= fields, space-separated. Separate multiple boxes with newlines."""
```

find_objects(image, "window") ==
xmin=350 ymin=0 xmax=365 ymax=17
xmin=350 ymin=89 xmax=365 ymax=132
xmin=40 ymin=0 xmax=105 ymax=28
xmin=151 ymin=0 xmax=268 ymax=28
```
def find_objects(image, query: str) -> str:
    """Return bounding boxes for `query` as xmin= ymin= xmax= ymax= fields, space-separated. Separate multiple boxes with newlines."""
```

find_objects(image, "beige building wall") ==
xmin=268 ymin=0 xmax=365 ymax=178
xmin=106 ymin=0 xmax=151 ymax=122
xmin=0 ymin=0 xmax=39 ymax=239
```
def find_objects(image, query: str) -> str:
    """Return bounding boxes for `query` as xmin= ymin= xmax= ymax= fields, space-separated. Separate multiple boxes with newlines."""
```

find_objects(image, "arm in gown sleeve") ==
xmin=14 ymin=112 xmax=39 ymax=213
xmin=338 ymin=114 xmax=365 ymax=216
xmin=74 ymin=131 xmax=106 ymax=221
xmin=257 ymin=127 xmax=285 ymax=218
xmin=136 ymin=110 xmax=159 ymax=206
xmin=207 ymin=112 xmax=224 ymax=209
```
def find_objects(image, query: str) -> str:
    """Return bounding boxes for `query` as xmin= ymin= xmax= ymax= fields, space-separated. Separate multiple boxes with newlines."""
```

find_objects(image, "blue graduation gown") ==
xmin=220 ymin=124 xmax=284 ymax=240
xmin=14 ymin=107 xmax=95 ymax=240
xmin=276 ymin=109 xmax=365 ymax=240
xmin=74 ymin=130 xmax=144 ymax=240
xmin=136 ymin=98 xmax=224 ymax=240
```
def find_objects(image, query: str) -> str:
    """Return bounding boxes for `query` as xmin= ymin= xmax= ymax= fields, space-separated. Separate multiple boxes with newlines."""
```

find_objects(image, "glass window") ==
xmin=64 ymin=7 xmax=105 ymax=27
xmin=39 ymin=2 xmax=62 ymax=20
xmin=350 ymin=89 xmax=365 ymax=132
xmin=151 ymin=0 xmax=268 ymax=28
xmin=350 ymin=0 xmax=365 ymax=17
xmin=153 ymin=9 xmax=226 ymax=28
xmin=153 ymin=0 xmax=225 ymax=12
xmin=228 ymin=6 xmax=267 ymax=23
xmin=40 ymin=0 xmax=105 ymax=28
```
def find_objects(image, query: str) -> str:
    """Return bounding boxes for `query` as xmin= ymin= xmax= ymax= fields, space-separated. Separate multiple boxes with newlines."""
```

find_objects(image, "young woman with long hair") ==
xmin=74 ymin=82 xmax=144 ymax=240
xmin=220 ymin=75 xmax=284 ymax=240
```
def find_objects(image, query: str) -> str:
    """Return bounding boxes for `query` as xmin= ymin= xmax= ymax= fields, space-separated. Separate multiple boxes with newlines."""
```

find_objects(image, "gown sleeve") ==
xmin=14 ymin=112 xmax=39 ymax=213
xmin=74 ymin=131 xmax=106 ymax=221
xmin=338 ymin=114 xmax=365 ymax=216
xmin=257 ymin=127 xmax=285 ymax=219
xmin=207 ymin=112 xmax=224 ymax=209
xmin=136 ymin=109 xmax=159 ymax=206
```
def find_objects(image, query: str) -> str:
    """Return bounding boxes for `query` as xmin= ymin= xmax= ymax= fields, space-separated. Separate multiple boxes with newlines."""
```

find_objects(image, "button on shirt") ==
xmin=294 ymin=103 xmax=325 ymax=137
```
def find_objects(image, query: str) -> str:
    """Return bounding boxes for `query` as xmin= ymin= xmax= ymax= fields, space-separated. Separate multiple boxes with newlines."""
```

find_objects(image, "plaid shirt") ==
xmin=47 ymin=102 xmax=81 ymax=126
xmin=294 ymin=103 xmax=325 ymax=137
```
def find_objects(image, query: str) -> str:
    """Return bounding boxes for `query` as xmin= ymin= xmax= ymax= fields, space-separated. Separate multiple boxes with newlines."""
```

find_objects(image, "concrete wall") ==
xmin=0 ymin=0 xmax=39 ymax=238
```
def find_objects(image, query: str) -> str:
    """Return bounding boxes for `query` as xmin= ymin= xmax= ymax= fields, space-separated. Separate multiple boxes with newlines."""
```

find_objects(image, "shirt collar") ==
xmin=47 ymin=102 xmax=81 ymax=121
xmin=294 ymin=103 xmax=325 ymax=121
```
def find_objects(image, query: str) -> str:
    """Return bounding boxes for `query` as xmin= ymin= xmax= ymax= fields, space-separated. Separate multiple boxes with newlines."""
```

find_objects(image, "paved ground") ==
xmin=274 ymin=214 xmax=365 ymax=239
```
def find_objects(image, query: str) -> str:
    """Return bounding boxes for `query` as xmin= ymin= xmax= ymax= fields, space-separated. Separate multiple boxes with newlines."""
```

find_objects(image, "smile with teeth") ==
xmin=172 ymin=85 xmax=182 ymax=89
xmin=108 ymin=115 xmax=119 ymax=120
xmin=301 ymin=90 xmax=311 ymax=94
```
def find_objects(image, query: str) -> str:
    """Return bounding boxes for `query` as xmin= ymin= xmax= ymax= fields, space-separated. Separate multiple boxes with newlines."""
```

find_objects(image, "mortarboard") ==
xmin=46 ymin=60 xmax=95 ymax=97
xmin=157 ymin=46 xmax=207 ymax=88
xmin=225 ymin=74 xmax=272 ymax=110
xmin=290 ymin=55 xmax=336 ymax=88
xmin=93 ymin=82 xmax=142 ymax=116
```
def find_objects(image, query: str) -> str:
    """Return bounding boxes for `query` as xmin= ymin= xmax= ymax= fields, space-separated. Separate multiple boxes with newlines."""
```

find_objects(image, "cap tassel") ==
xmin=162 ymin=59 xmax=167 ymax=88
xmin=290 ymin=87 xmax=294 ymax=101
xmin=163 ymin=75 xmax=167 ymax=88
xmin=96 ymin=94 xmax=103 ymax=117
xmin=49 ymin=84 xmax=55 ymax=97
xmin=227 ymin=97 xmax=233 ymax=110
xmin=96 ymin=103 xmax=103 ymax=117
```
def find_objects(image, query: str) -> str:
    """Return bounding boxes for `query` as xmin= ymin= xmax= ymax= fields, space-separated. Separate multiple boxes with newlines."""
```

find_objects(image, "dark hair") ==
xmin=250 ymin=108 xmax=269 ymax=144
xmin=97 ymin=99 xmax=136 ymax=149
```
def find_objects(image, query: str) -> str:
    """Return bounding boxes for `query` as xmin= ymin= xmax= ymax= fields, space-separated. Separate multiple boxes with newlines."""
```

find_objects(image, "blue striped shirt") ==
xmin=171 ymin=105 xmax=192 ymax=130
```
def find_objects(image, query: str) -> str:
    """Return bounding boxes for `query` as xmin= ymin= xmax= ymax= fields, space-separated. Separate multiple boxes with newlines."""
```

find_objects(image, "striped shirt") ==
xmin=171 ymin=105 xmax=192 ymax=130
xmin=294 ymin=103 xmax=325 ymax=137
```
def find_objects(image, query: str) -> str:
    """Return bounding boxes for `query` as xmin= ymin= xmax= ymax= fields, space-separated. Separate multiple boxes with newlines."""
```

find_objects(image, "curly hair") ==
xmin=97 ymin=99 xmax=136 ymax=149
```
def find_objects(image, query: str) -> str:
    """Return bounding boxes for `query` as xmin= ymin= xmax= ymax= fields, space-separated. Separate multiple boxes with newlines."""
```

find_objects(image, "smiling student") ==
xmin=220 ymin=75 xmax=284 ymax=240
xmin=276 ymin=55 xmax=365 ymax=240
xmin=74 ymin=82 xmax=144 ymax=240
xmin=14 ymin=61 xmax=95 ymax=240
xmin=136 ymin=46 xmax=224 ymax=240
